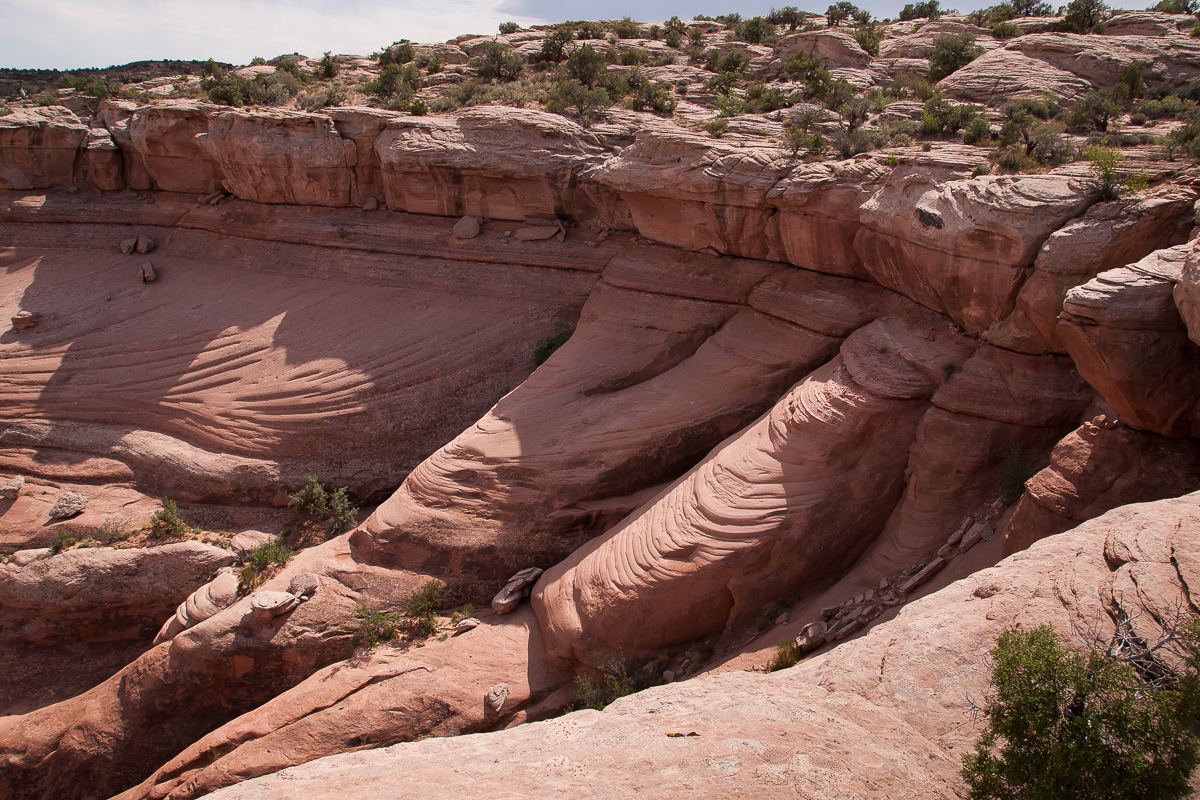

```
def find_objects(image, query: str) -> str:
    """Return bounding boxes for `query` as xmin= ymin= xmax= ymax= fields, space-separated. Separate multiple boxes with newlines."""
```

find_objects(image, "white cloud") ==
xmin=0 ymin=0 xmax=547 ymax=69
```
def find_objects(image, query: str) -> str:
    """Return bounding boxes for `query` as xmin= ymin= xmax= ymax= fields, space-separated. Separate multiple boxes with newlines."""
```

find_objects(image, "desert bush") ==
xmin=928 ymin=34 xmax=984 ymax=83
xmin=409 ymin=98 xmax=428 ymax=116
xmin=632 ymin=81 xmax=677 ymax=114
xmin=150 ymin=499 xmax=190 ymax=539
xmin=998 ymin=109 xmax=1071 ymax=166
xmin=899 ymin=0 xmax=941 ymax=20
xmin=96 ymin=517 xmax=132 ymax=545
xmin=298 ymin=84 xmax=348 ymax=110
xmin=319 ymin=51 xmax=340 ymax=79
xmin=769 ymin=5 xmax=803 ymax=30
xmin=736 ymin=16 xmax=776 ymax=43
xmin=962 ymin=620 xmax=1200 ymax=799
xmin=962 ymin=115 xmax=992 ymax=144
xmin=413 ymin=49 xmax=442 ymax=73
xmin=1060 ymin=0 xmax=1110 ymax=33
xmin=612 ymin=16 xmax=640 ymax=39
xmin=567 ymin=44 xmax=606 ymax=87
xmin=328 ymin=487 xmax=360 ymax=534
xmin=50 ymin=529 xmax=79 ymax=554
xmin=853 ymin=22 xmax=885 ymax=56
xmin=745 ymin=82 xmax=793 ymax=113
xmin=534 ymin=332 xmax=571 ymax=364
xmin=1083 ymin=143 xmax=1128 ymax=200
xmin=767 ymin=638 xmax=801 ymax=671
xmin=290 ymin=474 xmax=330 ymax=516
xmin=368 ymin=62 xmax=422 ymax=98
xmin=706 ymin=117 xmax=730 ymax=138
xmin=248 ymin=538 xmax=293 ymax=572
xmin=475 ymin=42 xmax=524 ymax=81
xmin=353 ymin=602 xmax=403 ymax=646
xmin=535 ymin=26 xmax=575 ymax=64
xmin=499 ymin=21 xmax=520 ymax=34
xmin=572 ymin=658 xmax=635 ymax=710
xmin=921 ymin=93 xmax=977 ymax=135
xmin=405 ymin=579 xmax=444 ymax=637
xmin=204 ymin=74 xmax=262 ymax=106
xmin=705 ymin=47 xmax=752 ymax=74
xmin=377 ymin=41 xmax=415 ymax=66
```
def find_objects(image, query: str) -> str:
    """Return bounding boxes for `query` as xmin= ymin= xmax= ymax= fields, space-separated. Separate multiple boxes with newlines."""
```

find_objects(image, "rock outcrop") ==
xmin=0 ymin=107 xmax=86 ymax=190
xmin=203 ymin=493 xmax=1200 ymax=800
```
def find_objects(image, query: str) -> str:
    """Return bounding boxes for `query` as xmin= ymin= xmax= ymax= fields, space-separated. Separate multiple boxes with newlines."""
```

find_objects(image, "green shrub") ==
xmin=405 ymin=579 xmax=444 ymax=637
xmin=96 ymin=517 xmax=132 ymax=544
xmin=328 ymin=487 xmax=359 ymax=534
xmin=290 ymin=474 xmax=330 ymax=516
xmin=767 ymin=638 xmax=801 ymax=671
xmin=928 ymin=34 xmax=984 ymax=83
xmin=998 ymin=448 xmax=1036 ymax=504
xmin=534 ymin=332 xmax=570 ymax=364
xmin=204 ymin=74 xmax=263 ymax=107
xmin=769 ymin=5 xmax=803 ymax=30
xmin=499 ymin=21 xmax=520 ymax=34
xmin=474 ymin=42 xmax=524 ymax=81
xmin=319 ymin=51 xmax=340 ymax=79
xmin=150 ymin=500 xmax=190 ymax=538
xmin=1060 ymin=0 xmax=1109 ymax=33
xmin=962 ymin=115 xmax=992 ymax=145
xmin=298 ymin=85 xmax=348 ymax=110
xmin=899 ymin=0 xmax=941 ymax=20
xmin=1154 ymin=0 xmax=1198 ymax=11
xmin=572 ymin=657 xmax=635 ymax=710
xmin=1083 ymin=143 xmax=1128 ymax=200
xmin=377 ymin=41 xmax=415 ymax=66
xmin=922 ymin=94 xmax=977 ymax=135
xmin=736 ymin=16 xmax=776 ymax=43
xmin=353 ymin=602 xmax=403 ymax=646
xmin=852 ymin=22 xmax=884 ymax=56
xmin=962 ymin=622 xmax=1200 ymax=799
xmin=368 ymin=62 xmax=423 ymax=98
xmin=409 ymin=98 xmax=428 ymax=116
xmin=612 ymin=16 xmax=639 ymax=39
xmin=632 ymin=81 xmax=677 ymax=114
xmin=50 ymin=529 xmax=79 ymax=554
xmin=248 ymin=538 xmax=293 ymax=572
xmin=566 ymin=44 xmax=606 ymax=87
xmin=706 ymin=117 xmax=730 ymax=138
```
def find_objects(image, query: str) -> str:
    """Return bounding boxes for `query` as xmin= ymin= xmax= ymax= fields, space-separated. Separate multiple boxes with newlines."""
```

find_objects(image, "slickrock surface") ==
xmin=206 ymin=493 xmax=1200 ymax=800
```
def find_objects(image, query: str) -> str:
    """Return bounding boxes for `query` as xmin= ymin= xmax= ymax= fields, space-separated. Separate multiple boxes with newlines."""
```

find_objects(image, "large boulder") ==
xmin=1059 ymin=241 xmax=1200 ymax=437
xmin=82 ymin=125 xmax=124 ymax=191
xmin=0 ymin=106 xmax=85 ymax=190
xmin=206 ymin=109 xmax=354 ymax=206
xmin=374 ymin=106 xmax=608 ymax=221
xmin=986 ymin=189 xmax=1196 ymax=354
xmin=128 ymin=100 xmax=225 ymax=193
xmin=855 ymin=171 xmax=1097 ymax=334
xmin=776 ymin=30 xmax=873 ymax=69
xmin=938 ymin=48 xmax=1094 ymax=103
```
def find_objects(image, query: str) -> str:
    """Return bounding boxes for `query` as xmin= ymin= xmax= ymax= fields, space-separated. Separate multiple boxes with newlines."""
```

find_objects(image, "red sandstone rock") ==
xmin=0 ymin=107 xmax=86 ymax=190
xmin=1059 ymin=240 xmax=1200 ymax=437
xmin=202 ymin=493 xmax=1200 ymax=800
xmin=128 ymin=100 xmax=225 ymax=193
xmin=206 ymin=109 xmax=354 ymax=205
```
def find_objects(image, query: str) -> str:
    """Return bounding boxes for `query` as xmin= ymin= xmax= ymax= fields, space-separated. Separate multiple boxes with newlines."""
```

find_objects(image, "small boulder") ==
xmin=1 ymin=474 xmax=25 ymax=500
xmin=484 ymin=682 xmax=510 ymax=718
xmin=12 ymin=548 xmax=52 ymax=567
xmin=229 ymin=530 xmax=276 ymax=558
xmin=453 ymin=216 xmax=481 ymax=239
xmin=249 ymin=590 xmax=300 ymax=621
xmin=120 ymin=237 xmax=138 ymax=255
xmin=362 ymin=196 xmax=379 ymax=211
xmin=513 ymin=226 xmax=559 ymax=242
xmin=288 ymin=572 xmax=320 ymax=599
xmin=48 ymin=491 xmax=88 ymax=519
xmin=453 ymin=617 xmax=481 ymax=635
xmin=11 ymin=311 xmax=40 ymax=331
xmin=491 ymin=567 xmax=544 ymax=615
xmin=796 ymin=620 xmax=829 ymax=652
xmin=135 ymin=236 xmax=155 ymax=254
xmin=139 ymin=262 xmax=157 ymax=283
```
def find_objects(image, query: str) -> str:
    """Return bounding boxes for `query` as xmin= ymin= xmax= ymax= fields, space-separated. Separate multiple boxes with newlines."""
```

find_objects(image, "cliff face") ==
xmin=2 ymin=26 xmax=1200 ymax=799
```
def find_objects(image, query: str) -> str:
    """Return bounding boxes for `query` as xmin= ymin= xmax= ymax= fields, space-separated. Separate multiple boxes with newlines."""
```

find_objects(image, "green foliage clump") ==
xmin=928 ymin=34 xmax=984 ymax=83
xmin=150 ymin=499 xmax=190 ymax=539
xmin=475 ymin=42 xmax=524 ymax=82
xmin=1060 ymin=0 xmax=1110 ymax=33
xmin=248 ymin=538 xmax=293 ymax=572
xmin=572 ymin=658 xmax=635 ymax=710
xmin=50 ymin=529 xmax=79 ymax=554
xmin=319 ymin=51 xmax=340 ymax=79
xmin=852 ymin=22 xmax=885 ymax=56
xmin=899 ymin=0 xmax=941 ymax=20
xmin=768 ymin=6 xmax=803 ymax=30
xmin=328 ymin=487 xmax=360 ymax=535
xmin=736 ymin=16 xmax=776 ymax=44
xmin=377 ymin=41 xmax=415 ymax=67
xmin=612 ymin=16 xmax=640 ymax=39
xmin=962 ymin=622 xmax=1200 ymax=800
xmin=566 ymin=44 xmax=606 ymax=87
xmin=1083 ymin=143 xmax=1129 ymax=200
xmin=631 ymin=81 xmax=677 ymax=114
xmin=405 ymin=579 xmax=444 ymax=638
xmin=767 ymin=638 xmax=801 ymax=671
xmin=499 ymin=21 xmax=520 ymax=34
xmin=534 ymin=332 xmax=571 ymax=365
xmin=995 ymin=103 xmax=1071 ymax=169
xmin=781 ymin=51 xmax=832 ymax=100
xmin=705 ymin=117 xmax=730 ymax=138
xmin=962 ymin=115 xmax=992 ymax=145
xmin=409 ymin=98 xmax=428 ymax=116
xmin=290 ymin=474 xmax=329 ymax=516
xmin=921 ymin=93 xmax=977 ymax=135
xmin=353 ymin=602 xmax=403 ymax=646
xmin=998 ymin=448 xmax=1037 ymax=505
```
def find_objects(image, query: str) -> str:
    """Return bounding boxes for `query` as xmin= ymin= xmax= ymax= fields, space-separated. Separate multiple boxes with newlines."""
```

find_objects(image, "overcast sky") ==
xmin=1 ymin=0 xmax=1155 ymax=71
